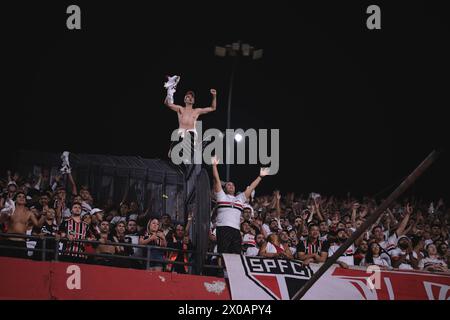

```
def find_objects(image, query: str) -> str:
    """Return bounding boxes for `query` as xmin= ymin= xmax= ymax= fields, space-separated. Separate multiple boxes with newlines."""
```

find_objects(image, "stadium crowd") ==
xmin=212 ymin=189 xmax=450 ymax=273
xmin=1 ymin=163 xmax=449 ymax=276
xmin=0 ymin=167 xmax=193 ymax=273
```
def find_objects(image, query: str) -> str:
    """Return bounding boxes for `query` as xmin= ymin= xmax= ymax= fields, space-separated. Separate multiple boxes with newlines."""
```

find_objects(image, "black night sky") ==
xmin=2 ymin=1 xmax=449 ymax=199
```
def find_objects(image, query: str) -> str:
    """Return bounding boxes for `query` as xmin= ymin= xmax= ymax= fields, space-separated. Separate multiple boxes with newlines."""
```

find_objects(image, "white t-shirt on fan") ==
xmin=328 ymin=243 xmax=355 ymax=266
xmin=360 ymin=255 xmax=391 ymax=268
xmin=378 ymin=231 xmax=398 ymax=254
xmin=390 ymin=248 xmax=418 ymax=270
xmin=215 ymin=190 xmax=247 ymax=230
xmin=418 ymin=257 xmax=447 ymax=270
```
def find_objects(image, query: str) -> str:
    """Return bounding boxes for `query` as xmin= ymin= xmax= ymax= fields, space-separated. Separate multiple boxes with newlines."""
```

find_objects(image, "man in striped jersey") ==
xmin=296 ymin=223 xmax=329 ymax=265
xmin=211 ymin=156 xmax=270 ymax=255
xmin=59 ymin=202 xmax=95 ymax=263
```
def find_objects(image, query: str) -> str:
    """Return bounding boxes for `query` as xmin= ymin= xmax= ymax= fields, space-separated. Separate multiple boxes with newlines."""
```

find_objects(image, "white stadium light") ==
xmin=234 ymin=133 xmax=243 ymax=142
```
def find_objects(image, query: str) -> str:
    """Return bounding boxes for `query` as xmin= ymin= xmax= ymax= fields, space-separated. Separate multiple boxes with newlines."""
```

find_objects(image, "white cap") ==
xmin=7 ymin=181 xmax=17 ymax=187
xmin=90 ymin=208 xmax=104 ymax=215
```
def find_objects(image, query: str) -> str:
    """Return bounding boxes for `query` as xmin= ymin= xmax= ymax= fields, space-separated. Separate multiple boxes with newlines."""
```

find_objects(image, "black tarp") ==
xmin=16 ymin=150 xmax=213 ymax=272
xmin=16 ymin=150 xmax=185 ymax=220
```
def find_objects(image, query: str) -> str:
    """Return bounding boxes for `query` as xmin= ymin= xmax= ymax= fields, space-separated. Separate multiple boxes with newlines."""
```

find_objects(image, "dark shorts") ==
xmin=216 ymin=226 xmax=242 ymax=254
xmin=0 ymin=239 xmax=28 ymax=259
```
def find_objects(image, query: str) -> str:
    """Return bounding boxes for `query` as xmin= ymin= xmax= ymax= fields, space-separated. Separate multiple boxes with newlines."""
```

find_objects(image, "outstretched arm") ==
xmin=67 ymin=172 xmax=78 ymax=196
xmin=244 ymin=168 xmax=270 ymax=200
xmin=313 ymin=197 xmax=324 ymax=222
xmin=396 ymin=203 xmax=412 ymax=237
xmin=211 ymin=156 xmax=223 ymax=193
xmin=185 ymin=212 xmax=193 ymax=236
xmin=351 ymin=203 xmax=358 ymax=225
xmin=197 ymin=89 xmax=217 ymax=115
xmin=164 ymin=91 xmax=183 ymax=112
xmin=34 ymin=174 xmax=42 ymax=190
xmin=387 ymin=208 xmax=398 ymax=226
xmin=274 ymin=191 xmax=281 ymax=218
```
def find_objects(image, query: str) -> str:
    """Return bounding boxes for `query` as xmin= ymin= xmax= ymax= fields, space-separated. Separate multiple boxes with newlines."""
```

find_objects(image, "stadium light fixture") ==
xmin=214 ymin=41 xmax=263 ymax=181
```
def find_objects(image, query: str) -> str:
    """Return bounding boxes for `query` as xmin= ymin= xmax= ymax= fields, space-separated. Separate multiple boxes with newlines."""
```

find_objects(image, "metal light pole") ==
xmin=215 ymin=41 xmax=263 ymax=182
xmin=227 ymin=57 xmax=237 ymax=143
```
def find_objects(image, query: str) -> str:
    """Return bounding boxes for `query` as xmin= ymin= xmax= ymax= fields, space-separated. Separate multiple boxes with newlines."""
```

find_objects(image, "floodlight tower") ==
xmin=214 ymin=41 xmax=263 ymax=182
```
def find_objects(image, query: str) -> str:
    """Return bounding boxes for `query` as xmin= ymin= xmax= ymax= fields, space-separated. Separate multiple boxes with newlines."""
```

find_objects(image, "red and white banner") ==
xmin=0 ymin=257 xmax=230 ymax=300
xmin=222 ymin=254 xmax=450 ymax=300
xmin=2 ymin=255 xmax=449 ymax=300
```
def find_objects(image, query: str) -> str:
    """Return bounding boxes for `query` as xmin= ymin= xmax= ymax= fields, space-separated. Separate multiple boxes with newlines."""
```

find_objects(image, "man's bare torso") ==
xmin=177 ymin=107 xmax=200 ymax=130
xmin=97 ymin=233 xmax=116 ymax=254
xmin=6 ymin=207 xmax=31 ymax=241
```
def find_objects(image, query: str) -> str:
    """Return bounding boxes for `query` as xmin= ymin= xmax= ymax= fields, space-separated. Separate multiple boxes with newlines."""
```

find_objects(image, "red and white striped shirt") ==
xmin=60 ymin=217 xmax=91 ymax=257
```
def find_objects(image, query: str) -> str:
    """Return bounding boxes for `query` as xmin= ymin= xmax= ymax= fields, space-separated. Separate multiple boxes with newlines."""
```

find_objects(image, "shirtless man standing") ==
xmin=164 ymin=84 xmax=217 ymax=158
xmin=0 ymin=191 xmax=45 ymax=258
xmin=94 ymin=220 xmax=116 ymax=266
